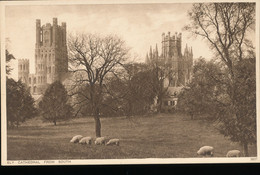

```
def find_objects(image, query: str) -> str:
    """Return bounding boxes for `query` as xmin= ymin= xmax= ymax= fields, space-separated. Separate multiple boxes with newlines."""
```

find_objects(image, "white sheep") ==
xmin=197 ymin=146 xmax=214 ymax=157
xmin=226 ymin=150 xmax=241 ymax=157
xmin=106 ymin=139 xmax=120 ymax=146
xmin=70 ymin=135 xmax=83 ymax=143
xmin=79 ymin=137 xmax=92 ymax=145
xmin=95 ymin=137 xmax=106 ymax=145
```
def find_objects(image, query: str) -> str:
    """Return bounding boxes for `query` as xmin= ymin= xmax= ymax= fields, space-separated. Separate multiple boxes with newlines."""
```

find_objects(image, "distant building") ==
xmin=146 ymin=32 xmax=193 ymax=110
xmin=18 ymin=18 xmax=68 ymax=95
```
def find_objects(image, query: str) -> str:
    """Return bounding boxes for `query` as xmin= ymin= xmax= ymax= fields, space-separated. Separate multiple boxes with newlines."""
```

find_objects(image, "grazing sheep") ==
xmin=70 ymin=135 xmax=83 ymax=143
xmin=79 ymin=137 xmax=92 ymax=145
xmin=197 ymin=146 xmax=214 ymax=157
xmin=226 ymin=150 xmax=241 ymax=157
xmin=106 ymin=139 xmax=120 ymax=146
xmin=95 ymin=137 xmax=106 ymax=145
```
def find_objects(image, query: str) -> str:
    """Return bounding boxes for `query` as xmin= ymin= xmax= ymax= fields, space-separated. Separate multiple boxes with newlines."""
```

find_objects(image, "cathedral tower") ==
xmin=18 ymin=18 xmax=68 ymax=95
xmin=18 ymin=59 xmax=29 ymax=84
xmin=34 ymin=18 xmax=68 ymax=94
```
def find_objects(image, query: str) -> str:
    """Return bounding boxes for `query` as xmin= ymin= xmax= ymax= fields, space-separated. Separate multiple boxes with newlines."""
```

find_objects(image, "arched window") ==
xmin=23 ymin=64 xmax=25 ymax=70
xmin=34 ymin=78 xmax=36 ymax=84
xmin=44 ymin=31 xmax=49 ymax=44
xmin=29 ymin=86 xmax=31 ymax=93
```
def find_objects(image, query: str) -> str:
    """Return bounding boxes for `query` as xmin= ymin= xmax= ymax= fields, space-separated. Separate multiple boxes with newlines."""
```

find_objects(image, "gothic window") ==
xmin=20 ymin=65 xmax=22 ymax=70
xmin=38 ymin=76 xmax=40 ymax=83
xmin=29 ymin=86 xmax=31 ymax=93
xmin=48 ymin=67 xmax=51 ymax=73
xmin=29 ymin=78 xmax=31 ymax=84
xmin=44 ymin=31 xmax=49 ymax=44
xmin=40 ymin=30 xmax=43 ymax=42
xmin=23 ymin=64 xmax=25 ymax=70
xmin=34 ymin=78 xmax=36 ymax=84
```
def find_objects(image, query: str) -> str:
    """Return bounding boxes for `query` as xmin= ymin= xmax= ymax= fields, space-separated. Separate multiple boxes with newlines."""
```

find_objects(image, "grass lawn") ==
xmin=6 ymin=113 xmax=257 ymax=160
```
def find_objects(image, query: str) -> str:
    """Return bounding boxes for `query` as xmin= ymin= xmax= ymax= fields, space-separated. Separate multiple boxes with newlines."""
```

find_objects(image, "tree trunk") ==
xmin=243 ymin=142 xmax=249 ymax=157
xmin=157 ymin=96 xmax=162 ymax=113
xmin=94 ymin=116 xmax=101 ymax=137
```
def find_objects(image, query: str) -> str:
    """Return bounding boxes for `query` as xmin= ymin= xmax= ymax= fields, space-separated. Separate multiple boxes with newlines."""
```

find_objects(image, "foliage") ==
xmin=177 ymin=58 xmax=222 ymax=119
xmin=102 ymin=66 xmax=158 ymax=117
xmin=39 ymin=81 xmax=73 ymax=125
xmin=6 ymin=49 xmax=15 ymax=75
xmin=7 ymin=78 xmax=37 ymax=128
xmin=216 ymin=58 xmax=256 ymax=151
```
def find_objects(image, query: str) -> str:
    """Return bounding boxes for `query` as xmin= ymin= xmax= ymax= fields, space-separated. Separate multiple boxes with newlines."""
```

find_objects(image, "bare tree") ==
xmin=68 ymin=33 xmax=130 ymax=137
xmin=184 ymin=3 xmax=255 ymax=79
xmin=147 ymin=57 xmax=176 ymax=113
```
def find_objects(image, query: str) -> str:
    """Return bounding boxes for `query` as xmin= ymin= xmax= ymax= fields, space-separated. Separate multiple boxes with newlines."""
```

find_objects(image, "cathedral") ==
xmin=18 ymin=18 xmax=68 ymax=95
xmin=146 ymin=32 xmax=193 ymax=110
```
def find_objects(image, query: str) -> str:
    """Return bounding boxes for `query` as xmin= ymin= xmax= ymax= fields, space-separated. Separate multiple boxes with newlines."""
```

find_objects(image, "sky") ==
xmin=5 ymin=3 xmax=216 ymax=80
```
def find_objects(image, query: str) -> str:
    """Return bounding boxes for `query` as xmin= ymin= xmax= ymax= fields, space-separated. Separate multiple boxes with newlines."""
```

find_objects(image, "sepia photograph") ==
xmin=1 ymin=0 xmax=259 ymax=165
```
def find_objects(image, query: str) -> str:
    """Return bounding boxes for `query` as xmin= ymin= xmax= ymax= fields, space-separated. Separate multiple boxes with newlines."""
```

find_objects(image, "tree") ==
xmin=177 ymin=58 xmax=222 ymax=120
xmin=7 ymin=78 xmax=37 ymax=128
xmin=6 ymin=49 xmax=15 ymax=75
xmin=216 ymin=57 xmax=256 ymax=156
xmin=185 ymin=3 xmax=256 ymax=156
xmin=68 ymin=33 xmax=130 ymax=137
xmin=39 ymin=81 xmax=73 ymax=126
xmin=103 ymin=64 xmax=158 ymax=117
xmin=147 ymin=57 xmax=175 ymax=113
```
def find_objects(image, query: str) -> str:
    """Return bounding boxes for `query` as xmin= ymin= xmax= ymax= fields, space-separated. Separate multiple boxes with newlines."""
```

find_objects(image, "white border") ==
xmin=1 ymin=0 xmax=259 ymax=166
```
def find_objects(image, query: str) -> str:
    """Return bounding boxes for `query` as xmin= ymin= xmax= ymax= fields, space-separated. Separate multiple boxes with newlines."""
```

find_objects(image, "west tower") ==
xmin=18 ymin=18 xmax=68 ymax=95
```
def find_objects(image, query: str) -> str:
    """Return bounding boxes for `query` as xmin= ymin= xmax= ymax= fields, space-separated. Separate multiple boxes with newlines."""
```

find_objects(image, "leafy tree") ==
xmin=39 ymin=81 xmax=73 ymax=126
xmin=103 ymin=66 xmax=158 ymax=117
xmin=216 ymin=57 xmax=256 ymax=156
xmin=68 ymin=33 xmax=129 ymax=137
xmin=7 ymin=78 xmax=37 ymax=128
xmin=177 ymin=58 xmax=222 ymax=120
xmin=6 ymin=49 xmax=15 ymax=75
xmin=185 ymin=3 xmax=256 ymax=156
